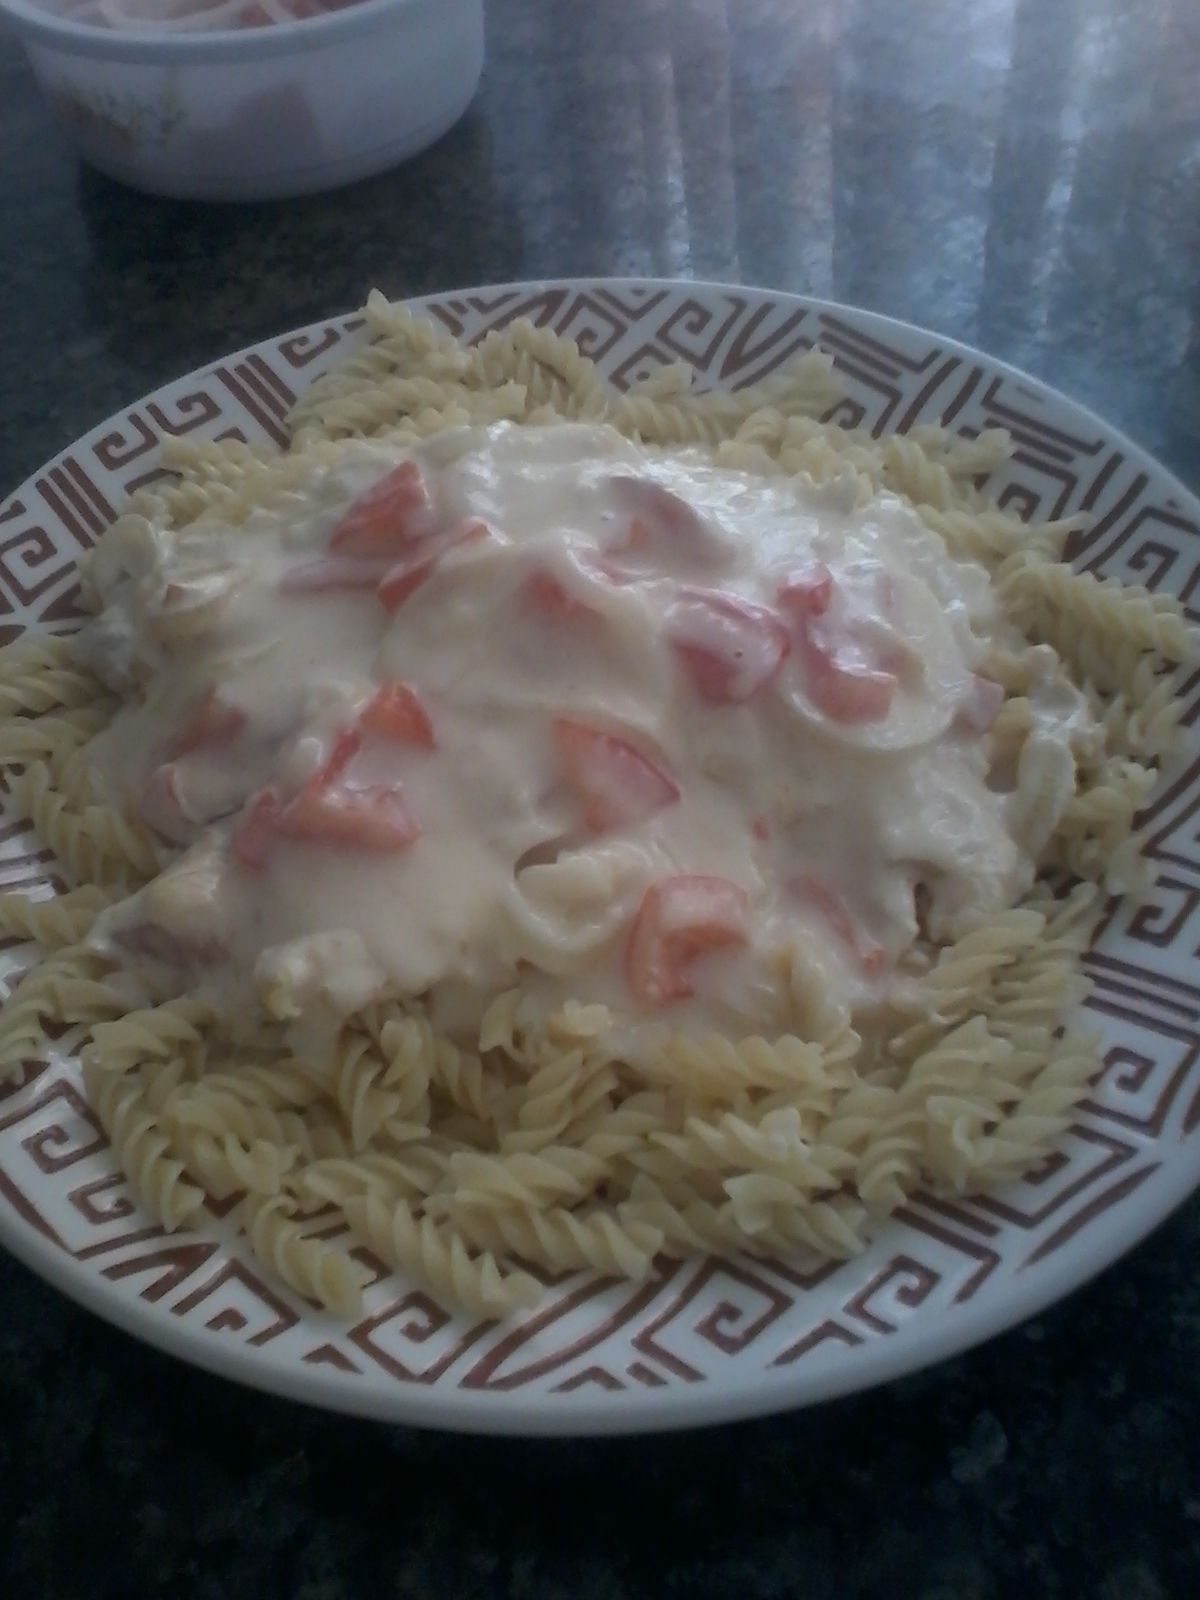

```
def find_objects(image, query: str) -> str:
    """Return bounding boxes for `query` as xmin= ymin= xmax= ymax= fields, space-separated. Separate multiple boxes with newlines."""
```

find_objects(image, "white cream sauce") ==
xmin=76 ymin=422 xmax=1080 ymax=1043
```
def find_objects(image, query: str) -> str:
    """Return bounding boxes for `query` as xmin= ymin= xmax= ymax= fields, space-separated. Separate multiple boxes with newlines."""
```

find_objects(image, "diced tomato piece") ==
xmin=523 ymin=569 xmax=596 ymax=622
xmin=232 ymin=788 xmax=283 ymax=872
xmin=376 ymin=518 xmax=490 ymax=615
xmin=165 ymin=688 xmax=246 ymax=761
xmin=328 ymin=460 xmax=433 ymax=556
xmin=315 ymin=726 xmax=363 ymax=787
xmin=777 ymin=565 xmax=900 ymax=723
xmin=799 ymin=630 xmax=896 ymax=722
xmin=776 ymin=562 xmax=833 ymax=619
xmin=524 ymin=548 xmax=629 ymax=613
xmin=276 ymin=785 xmax=419 ymax=852
xmin=554 ymin=719 xmax=680 ymax=833
xmin=625 ymin=875 xmax=749 ymax=1005
xmin=788 ymin=595 xmax=896 ymax=722
xmin=790 ymin=874 xmax=886 ymax=977
xmin=445 ymin=515 xmax=491 ymax=552
xmin=376 ymin=550 xmax=437 ymax=614
xmin=666 ymin=589 xmax=791 ymax=703
xmin=280 ymin=557 xmax=393 ymax=594
xmin=953 ymin=675 xmax=1005 ymax=735
xmin=362 ymin=683 xmax=435 ymax=750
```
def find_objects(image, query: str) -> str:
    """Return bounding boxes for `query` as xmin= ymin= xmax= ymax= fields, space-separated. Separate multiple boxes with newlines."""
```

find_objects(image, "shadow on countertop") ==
xmin=70 ymin=107 xmax=523 ymax=377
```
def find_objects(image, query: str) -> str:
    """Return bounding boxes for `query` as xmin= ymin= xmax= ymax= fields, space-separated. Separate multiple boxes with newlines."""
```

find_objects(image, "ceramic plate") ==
xmin=2 ymin=279 xmax=1199 ymax=1435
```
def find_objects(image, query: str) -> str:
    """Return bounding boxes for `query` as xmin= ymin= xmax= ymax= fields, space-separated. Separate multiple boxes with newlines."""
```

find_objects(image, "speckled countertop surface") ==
xmin=2 ymin=1 xmax=1199 ymax=1595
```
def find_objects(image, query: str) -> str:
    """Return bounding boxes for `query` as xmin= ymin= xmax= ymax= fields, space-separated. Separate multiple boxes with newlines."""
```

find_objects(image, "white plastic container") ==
xmin=0 ymin=0 xmax=484 ymax=200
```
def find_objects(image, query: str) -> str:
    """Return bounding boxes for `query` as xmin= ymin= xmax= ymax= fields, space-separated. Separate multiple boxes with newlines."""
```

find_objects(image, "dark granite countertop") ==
xmin=2 ymin=2 xmax=1200 ymax=1595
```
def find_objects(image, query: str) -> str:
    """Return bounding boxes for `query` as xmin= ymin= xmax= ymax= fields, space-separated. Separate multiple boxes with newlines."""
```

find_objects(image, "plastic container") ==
xmin=0 ymin=0 xmax=485 ymax=200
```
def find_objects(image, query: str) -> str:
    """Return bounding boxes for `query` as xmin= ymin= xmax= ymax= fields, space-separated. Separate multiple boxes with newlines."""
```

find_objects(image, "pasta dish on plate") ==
xmin=0 ymin=291 xmax=1193 ymax=1320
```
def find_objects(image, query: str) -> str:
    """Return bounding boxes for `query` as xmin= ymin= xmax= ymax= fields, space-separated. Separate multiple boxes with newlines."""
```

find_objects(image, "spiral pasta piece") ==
xmin=0 ymin=637 xmax=105 ymax=717
xmin=341 ymin=1192 xmax=540 ymax=1319
xmin=83 ymin=1058 xmax=205 ymax=1230
xmin=0 ymin=885 xmax=114 ymax=950
xmin=84 ymin=996 xmax=214 ymax=1078
xmin=431 ymin=1198 xmax=664 ymax=1281
xmin=239 ymin=1193 xmax=370 ymax=1317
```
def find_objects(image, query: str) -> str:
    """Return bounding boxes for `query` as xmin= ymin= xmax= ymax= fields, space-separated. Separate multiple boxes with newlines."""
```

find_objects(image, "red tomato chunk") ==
xmin=776 ymin=561 xmax=834 ymax=619
xmin=625 ymin=875 xmax=749 ymax=1005
xmin=376 ymin=518 xmax=490 ymax=614
xmin=777 ymin=569 xmax=898 ymax=724
xmin=277 ymin=785 xmax=420 ymax=852
xmin=522 ymin=568 xmax=596 ymax=622
xmin=329 ymin=460 xmax=433 ymax=557
xmin=666 ymin=589 xmax=791 ymax=703
xmin=800 ymin=634 xmax=896 ymax=722
xmin=362 ymin=683 xmax=436 ymax=750
xmin=165 ymin=688 xmax=246 ymax=761
xmin=315 ymin=726 xmax=363 ymax=787
xmin=232 ymin=788 xmax=284 ymax=872
xmin=554 ymin=719 xmax=680 ymax=833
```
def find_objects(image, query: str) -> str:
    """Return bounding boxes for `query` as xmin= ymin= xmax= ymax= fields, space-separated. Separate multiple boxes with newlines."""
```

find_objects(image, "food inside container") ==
xmin=31 ymin=0 xmax=369 ymax=28
xmin=0 ymin=0 xmax=485 ymax=199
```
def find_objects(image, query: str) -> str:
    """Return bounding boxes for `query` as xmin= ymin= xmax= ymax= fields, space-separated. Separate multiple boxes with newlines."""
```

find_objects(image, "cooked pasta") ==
xmin=0 ymin=291 xmax=1193 ymax=1324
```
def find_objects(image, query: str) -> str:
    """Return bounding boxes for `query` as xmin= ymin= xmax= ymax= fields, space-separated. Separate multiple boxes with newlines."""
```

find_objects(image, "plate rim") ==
xmin=3 ymin=274 xmax=1199 ymax=1435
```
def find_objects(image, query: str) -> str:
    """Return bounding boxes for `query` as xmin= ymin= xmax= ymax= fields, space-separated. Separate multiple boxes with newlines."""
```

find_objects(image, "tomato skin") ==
xmin=362 ymin=684 xmax=435 ymax=750
xmin=625 ymin=875 xmax=749 ymax=1005
xmin=276 ymin=785 xmax=420 ymax=852
xmin=799 ymin=634 xmax=896 ymax=722
xmin=554 ymin=719 xmax=680 ymax=833
xmin=328 ymin=460 xmax=433 ymax=556
xmin=523 ymin=569 xmax=595 ymax=622
xmin=666 ymin=589 xmax=791 ymax=704
xmin=165 ymin=688 xmax=246 ymax=761
xmin=232 ymin=787 xmax=284 ymax=872
xmin=375 ymin=550 xmax=437 ymax=613
xmin=376 ymin=518 xmax=490 ymax=614
xmin=315 ymin=726 xmax=363 ymax=787
xmin=777 ymin=565 xmax=900 ymax=723
xmin=776 ymin=562 xmax=834 ymax=619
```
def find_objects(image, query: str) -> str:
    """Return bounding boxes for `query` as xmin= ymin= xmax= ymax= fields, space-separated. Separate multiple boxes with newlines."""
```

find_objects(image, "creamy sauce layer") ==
xmin=77 ymin=423 xmax=1077 ymax=1042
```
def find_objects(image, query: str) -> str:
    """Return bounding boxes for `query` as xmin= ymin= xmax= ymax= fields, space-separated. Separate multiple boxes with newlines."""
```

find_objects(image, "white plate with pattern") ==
xmin=1 ymin=278 xmax=1199 ymax=1435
